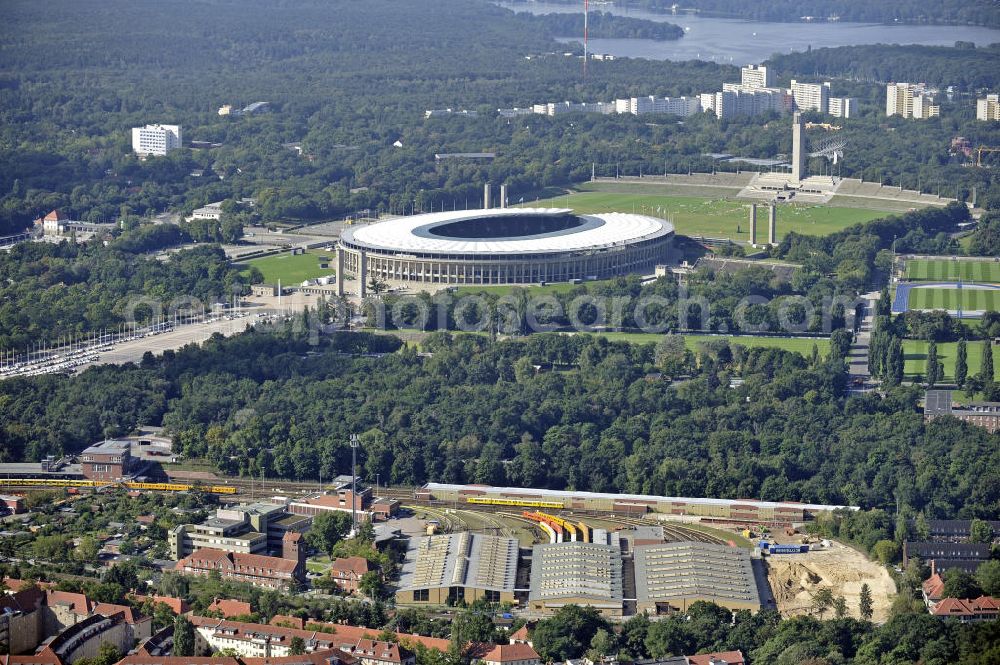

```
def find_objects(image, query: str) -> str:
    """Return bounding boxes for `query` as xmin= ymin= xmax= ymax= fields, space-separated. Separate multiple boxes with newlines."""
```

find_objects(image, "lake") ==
xmin=498 ymin=2 xmax=1000 ymax=62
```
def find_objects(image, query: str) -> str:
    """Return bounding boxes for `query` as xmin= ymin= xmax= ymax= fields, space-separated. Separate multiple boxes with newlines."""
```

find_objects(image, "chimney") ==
xmin=931 ymin=559 xmax=936 ymax=577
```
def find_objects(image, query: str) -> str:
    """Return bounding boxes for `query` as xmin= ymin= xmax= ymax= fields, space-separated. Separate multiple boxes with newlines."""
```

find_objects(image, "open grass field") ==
xmin=908 ymin=287 xmax=1000 ymax=313
xmin=903 ymin=340 xmax=1000 ymax=381
xmin=587 ymin=332 xmax=829 ymax=356
xmin=525 ymin=191 xmax=886 ymax=242
xmin=238 ymin=250 xmax=335 ymax=284
xmin=904 ymin=258 xmax=1000 ymax=283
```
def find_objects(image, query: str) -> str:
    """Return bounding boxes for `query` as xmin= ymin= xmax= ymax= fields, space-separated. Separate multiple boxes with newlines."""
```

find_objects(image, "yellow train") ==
xmin=466 ymin=496 xmax=564 ymax=509
xmin=0 ymin=478 xmax=237 ymax=495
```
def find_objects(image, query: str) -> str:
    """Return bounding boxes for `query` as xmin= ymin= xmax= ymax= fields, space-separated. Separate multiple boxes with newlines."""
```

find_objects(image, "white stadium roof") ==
xmin=342 ymin=208 xmax=673 ymax=255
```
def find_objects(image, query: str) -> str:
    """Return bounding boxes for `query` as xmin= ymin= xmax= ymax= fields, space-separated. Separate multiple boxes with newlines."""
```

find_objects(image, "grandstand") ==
xmin=832 ymin=179 xmax=953 ymax=209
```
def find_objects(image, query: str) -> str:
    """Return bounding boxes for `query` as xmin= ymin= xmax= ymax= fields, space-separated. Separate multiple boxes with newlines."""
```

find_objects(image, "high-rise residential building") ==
xmin=828 ymin=97 xmax=856 ymax=118
xmin=711 ymin=87 xmax=789 ymax=119
xmin=886 ymin=83 xmax=939 ymax=119
xmin=131 ymin=124 xmax=182 ymax=156
xmin=613 ymin=95 xmax=701 ymax=117
xmin=912 ymin=94 xmax=940 ymax=119
xmin=790 ymin=80 xmax=831 ymax=112
xmin=977 ymin=94 xmax=1000 ymax=121
xmin=741 ymin=64 xmax=774 ymax=89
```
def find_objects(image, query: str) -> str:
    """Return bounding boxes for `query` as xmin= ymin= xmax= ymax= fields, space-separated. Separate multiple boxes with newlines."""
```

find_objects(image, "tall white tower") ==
xmin=792 ymin=112 xmax=806 ymax=182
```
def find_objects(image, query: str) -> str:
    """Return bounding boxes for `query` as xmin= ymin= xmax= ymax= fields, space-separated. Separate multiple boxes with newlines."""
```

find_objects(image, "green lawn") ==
xmin=908 ymin=287 xmax=1000 ymax=312
xmin=238 ymin=250 xmax=336 ymax=284
xmin=903 ymin=340 xmax=1000 ymax=381
xmin=586 ymin=332 xmax=829 ymax=356
xmin=523 ymin=191 xmax=886 ymax=242
xmin=904 ymin=258 xmax=1000 ymax=283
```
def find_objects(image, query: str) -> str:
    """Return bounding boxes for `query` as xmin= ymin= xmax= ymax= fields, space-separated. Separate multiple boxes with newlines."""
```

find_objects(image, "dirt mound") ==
xmin=765 ymin=543 xmax=896 ymax=622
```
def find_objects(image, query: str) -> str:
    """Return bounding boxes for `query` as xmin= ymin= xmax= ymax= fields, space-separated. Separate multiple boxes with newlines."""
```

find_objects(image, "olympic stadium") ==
xmin=337 ymin=208 xmax=674 ymax=286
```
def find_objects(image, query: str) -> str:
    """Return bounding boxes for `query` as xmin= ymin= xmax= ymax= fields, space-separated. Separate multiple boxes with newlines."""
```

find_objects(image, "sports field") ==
xmin=904 ymin=258 xmax=1000 ymax=283
xmin=908 ymin=286 xmax=1000 ymax=313
xmin=527 ymin=192 xmax=886 ymax=242
xmin=903 ymin=340 xmax=1000 ymax=381
xmin=238 ymin=250 xmax=336 ymax=284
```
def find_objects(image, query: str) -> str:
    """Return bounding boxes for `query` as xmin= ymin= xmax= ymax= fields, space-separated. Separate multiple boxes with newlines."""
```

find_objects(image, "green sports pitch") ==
xmin=238 ymin=250 xmax=336 ymax=284
xmin=907 ymin=287 xmax=1000 ymax=313
xmin=903 ymin=340 xmax=1000 ymax=381
xmin=525 ymin=192 xmax=886 ymax=242
xmin=904 ymin=259 xmax=1000 ymax=283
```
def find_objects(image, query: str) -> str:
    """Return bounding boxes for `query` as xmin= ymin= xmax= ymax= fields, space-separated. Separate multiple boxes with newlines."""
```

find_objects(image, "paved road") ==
xmin=847 ymin=293 xmax=878 ymax=387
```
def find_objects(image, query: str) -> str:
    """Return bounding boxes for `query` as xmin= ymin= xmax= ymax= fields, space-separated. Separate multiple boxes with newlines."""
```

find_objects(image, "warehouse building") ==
xmin=396 ymin=533 xmax=518 ymax=606
xmin=527 ymin=533 xmax=624 ymax=617
xmin=633 ymin=542 xmax=761 ymax=614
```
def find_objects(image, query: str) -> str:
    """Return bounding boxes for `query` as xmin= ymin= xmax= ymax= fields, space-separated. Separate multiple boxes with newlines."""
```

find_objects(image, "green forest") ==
xmin=1 ymin=323 xmax=996 ymax=522
xmin=507 ymin=0 xmax=1000 ymax=27
xmin=2 ymin=0 xmax=999 ymax=240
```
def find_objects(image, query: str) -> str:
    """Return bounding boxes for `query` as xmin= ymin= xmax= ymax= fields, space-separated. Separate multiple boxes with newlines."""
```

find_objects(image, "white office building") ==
xmin=886 ymin=83 xmax=939 ymax=119
xmin=131 ymin=124 xmax=182 ymax=156
xmin=790 ymin=80 xmax=831 ymax=113
xmin=977 ymin=94 xmax=1000 ymax=121
xmin=741 ymin=64 xmax=774 ymax=90
xmin=828 ymin=97 xmax=857 ymax=119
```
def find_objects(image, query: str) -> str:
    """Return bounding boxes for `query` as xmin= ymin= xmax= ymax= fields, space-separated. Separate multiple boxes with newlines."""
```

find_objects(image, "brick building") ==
xmin=79 ymin=440 xmax=134 ymax=481
xmin=176 ymin=549 xmax=304 ymax=591
xmin=329 ymin=557 xmax=370 ymax=594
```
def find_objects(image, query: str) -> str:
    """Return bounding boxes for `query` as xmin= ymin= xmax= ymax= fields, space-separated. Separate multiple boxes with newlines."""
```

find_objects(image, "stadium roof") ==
xmin=342 ymin=208 xmax=672 ymax=255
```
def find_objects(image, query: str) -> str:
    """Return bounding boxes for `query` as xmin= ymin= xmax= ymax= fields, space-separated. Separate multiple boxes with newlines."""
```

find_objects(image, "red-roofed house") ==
xmin=478 ymin=643 xmax=540 ymax=665
xmin=330 ymin=558 xmax=370 ymax=594
xmin=129 ymin=594 xmax=190 ymax=615
xmin=93 ymin=603 xmax=153 ymax=640
xmin=37 ymin=210 xmax=69 ymax=236
xmin=687 ymin=652 xmax=746 ymax=665
xmin=206 ymin=599 xmax=253 ymax=618
xmin=2 ymin=580 xmax=55 ymax=593
xmin=270 ymin=615 xmax=305 ymax=630
xmin=508 ymin=626 xmax=530 ymax=646
xmin=44 ymin=590 xmax=95 ymax=633
xmin=922 ymin=572 xmax=946 ymax=607
xmin=930 ymin=596 xmax=1000 ymax=623
xmin=0 ymin=588 xmax=45 ymax=654
xmin=178 ymin=548 xmax=303 ymax=591
xmin=351 ymin=640 xmax=414 ymax=665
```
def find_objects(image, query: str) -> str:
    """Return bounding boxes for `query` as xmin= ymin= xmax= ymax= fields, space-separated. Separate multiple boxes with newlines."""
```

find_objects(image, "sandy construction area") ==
xmin=766 ymin=540 xmax=896 ymax=623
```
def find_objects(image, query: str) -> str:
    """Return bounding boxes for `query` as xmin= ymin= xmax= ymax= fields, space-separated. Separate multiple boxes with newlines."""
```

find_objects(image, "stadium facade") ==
xmin=337 ymin=208 xmax=674 ymax=291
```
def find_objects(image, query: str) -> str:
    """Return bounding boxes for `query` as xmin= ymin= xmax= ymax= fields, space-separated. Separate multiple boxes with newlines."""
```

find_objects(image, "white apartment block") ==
xmin=534 ymin=101 xmax=614 ymax=116
xmin=977 ymin=94 xmax=1000 ymax=121
xmin=711 ymin=87 xmax=789 ymax=119
xmin=131 ymin=124 xmax=182 ymax=156
xmin=614 ymin=95 xmax=701 ymax=117
xmin=828 ymin=97 xmax=856 ymax=118
xmin=790 ymin=80 xmax=831 ymax=112
xmin=741 ymin=64 xmax=774 ymax=90
xmin=912 ymin=94 xmax=940 ymax=119
xmin=886 ymin=83 xmax=939 ymax=119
